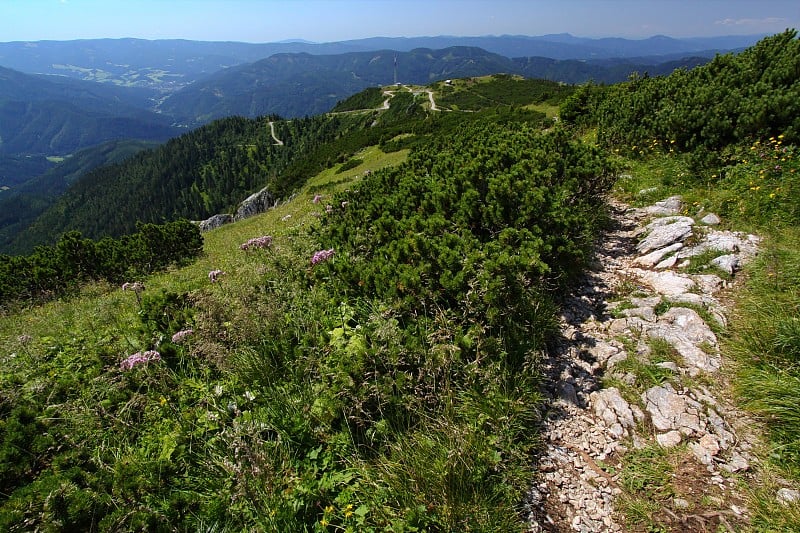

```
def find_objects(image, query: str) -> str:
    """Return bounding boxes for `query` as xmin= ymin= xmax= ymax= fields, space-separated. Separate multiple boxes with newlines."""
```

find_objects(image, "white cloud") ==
xmin=715 ymin=17 xmax=787 ymax=26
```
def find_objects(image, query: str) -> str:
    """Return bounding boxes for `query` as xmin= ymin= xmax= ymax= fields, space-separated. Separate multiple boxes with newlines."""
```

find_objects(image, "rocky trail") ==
xmin=527 ymin=195 xmax=765 ymax=532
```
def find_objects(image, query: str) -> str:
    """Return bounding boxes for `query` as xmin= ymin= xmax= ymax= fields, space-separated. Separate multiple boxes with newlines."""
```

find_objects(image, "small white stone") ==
xmin=656 ymin=430 xmax=682 ymax=447
xmin=777 ymin=488 xmax=800 ymax=505
xmin=673 ymin=498 xmax=690 ymax=510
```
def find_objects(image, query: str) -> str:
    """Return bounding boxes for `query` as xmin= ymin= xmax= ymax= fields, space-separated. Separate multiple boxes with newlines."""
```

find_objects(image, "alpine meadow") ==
xmin=0 ymin=25 xmax=798 ymax=533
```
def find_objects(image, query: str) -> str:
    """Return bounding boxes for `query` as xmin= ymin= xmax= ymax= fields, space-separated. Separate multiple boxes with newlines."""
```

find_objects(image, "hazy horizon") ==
xmin=0 ymin=0 xmax=798 ymax=44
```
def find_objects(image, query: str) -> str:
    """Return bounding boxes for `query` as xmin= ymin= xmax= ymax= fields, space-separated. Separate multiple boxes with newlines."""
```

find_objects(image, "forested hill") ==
xmin=0 ymin=66 xmax=175 ymax=155
xmin=0 ymin=65 xmax=179 ymax=189
xmin=158 ymin=47 xmax=519 ymax=124
xmin=0 ymin=139 xmax=160 ymax=253
xmin=7 ymin=76 xmax=563 ymax=253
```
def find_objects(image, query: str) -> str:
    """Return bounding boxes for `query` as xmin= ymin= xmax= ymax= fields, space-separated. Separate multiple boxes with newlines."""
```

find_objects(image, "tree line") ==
xmin=0 ymin=219 xmax=202 ymax=308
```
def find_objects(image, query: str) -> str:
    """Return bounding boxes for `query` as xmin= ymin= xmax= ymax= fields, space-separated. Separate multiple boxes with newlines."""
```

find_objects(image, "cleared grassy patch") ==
xmin=525 ymin=102 xmax=560 ymax=119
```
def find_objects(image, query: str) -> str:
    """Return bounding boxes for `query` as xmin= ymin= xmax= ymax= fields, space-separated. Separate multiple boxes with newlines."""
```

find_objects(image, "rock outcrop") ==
xmin=196 ymin=186 xmax=279 ymax=232
xmin=198 ymin=213 xmax=233 ymax=232
xmin=235 ymin=186 xmax=277 ymax=221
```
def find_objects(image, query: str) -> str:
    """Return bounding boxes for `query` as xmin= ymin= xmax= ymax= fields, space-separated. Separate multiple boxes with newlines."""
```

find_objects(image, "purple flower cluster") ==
xmin=240 ymin=235 xmax=273 ymax=251
xmin=311 ymin=249 xmax=335 ymax=265
xmin=208 ymin=269 xmax=225 ymax=282
xmin=120 ymin=350 xmax=161 ymax=370
xmin=312 ymin=194 xmax=323 ymax=204
xmin=121 ymin=281 xmax=145 ymax=293
xmin=171 ymin=329 xmax=194 ymax=344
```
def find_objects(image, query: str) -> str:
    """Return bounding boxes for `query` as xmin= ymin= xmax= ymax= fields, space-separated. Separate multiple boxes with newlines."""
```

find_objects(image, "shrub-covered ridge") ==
xmin=0 ymin=118 xmax=614 ymax=531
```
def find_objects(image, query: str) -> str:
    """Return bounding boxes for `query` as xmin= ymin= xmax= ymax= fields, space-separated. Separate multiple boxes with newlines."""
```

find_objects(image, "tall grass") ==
xmin=726 ymin=229 xmax=800 ymax=478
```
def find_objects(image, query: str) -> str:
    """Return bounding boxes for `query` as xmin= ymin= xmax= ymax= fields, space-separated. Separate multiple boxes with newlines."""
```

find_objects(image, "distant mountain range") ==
xmin=0 ymin=34 xmax=752 ymax=147
xmin=159 ymin=46 xmax=716 ymax=125
xmin=0 ymin=34 xmax=763 ymax=90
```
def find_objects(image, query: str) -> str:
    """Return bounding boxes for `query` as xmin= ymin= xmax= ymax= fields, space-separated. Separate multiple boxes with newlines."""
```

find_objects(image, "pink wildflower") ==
xmin=240 ymin=235 xmax=273 ymax=251
xmin=312 ymin=194 xmax=323 ymax=204
xmin=209 ymin=269 xmax=225 ymax=282
xmin=120 ymin=350 xmax=161 ymax=370
xmin=311 ymin=249 xmax=335 ymax=265
xmin=171 ymin=329 xmax=194 ymax=344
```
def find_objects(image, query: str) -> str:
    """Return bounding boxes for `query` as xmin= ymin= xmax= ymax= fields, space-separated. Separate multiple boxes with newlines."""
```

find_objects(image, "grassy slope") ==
xmin=0 ymin=144 xmax=410 ymax=529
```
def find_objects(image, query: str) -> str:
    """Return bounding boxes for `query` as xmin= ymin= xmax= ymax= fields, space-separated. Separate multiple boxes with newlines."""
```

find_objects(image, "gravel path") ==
xmin=527 ymin=196 xmax=762 ymax=532
xmin=268 ymin=121 xmax=284 ymax=146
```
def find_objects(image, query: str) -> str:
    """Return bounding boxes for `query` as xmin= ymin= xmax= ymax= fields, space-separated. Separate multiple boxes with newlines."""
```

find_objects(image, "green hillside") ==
xmin=11 ymin=79 xmax=557 ymax=252
xmin=0 ymin=66 xmax=177 ymax=156
xmin=0 ymin=140 xmax=161 ymax=254
xmin=0 ymin=31 xmax=799 ymax=531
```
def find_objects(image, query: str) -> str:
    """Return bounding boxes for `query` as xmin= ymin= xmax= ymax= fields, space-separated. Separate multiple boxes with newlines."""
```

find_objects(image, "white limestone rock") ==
xmin=644 ymin=307 xmax=722 ymax=373
xmin=645 ymin=196 xmax=683 ymax=216
xmin=630 ymin=268 xmax=697 ymax=297
xmin=657 ymin=430 xmax=683 ymax=448
xmin=634 ymin=242 xmax=683 ymax=268
xmin=690 ymin=434 xmax=721 ymax=465
xmin=637 ymin=217 xmax=695 ymax=255
xmin=777 ymin=488 xmax=800 ymax=505
xmin=711 ymin=254 xmax=740 ymax=275
xmin=642 ymin=383 xmax=705 ymax=435
xmin=591 ymin=388 xmax=636 ymax=435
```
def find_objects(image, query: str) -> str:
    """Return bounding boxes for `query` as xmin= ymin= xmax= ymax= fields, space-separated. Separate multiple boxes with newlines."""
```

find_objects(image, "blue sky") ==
xmin=0 ymin=0 xmax=798 ymax=42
